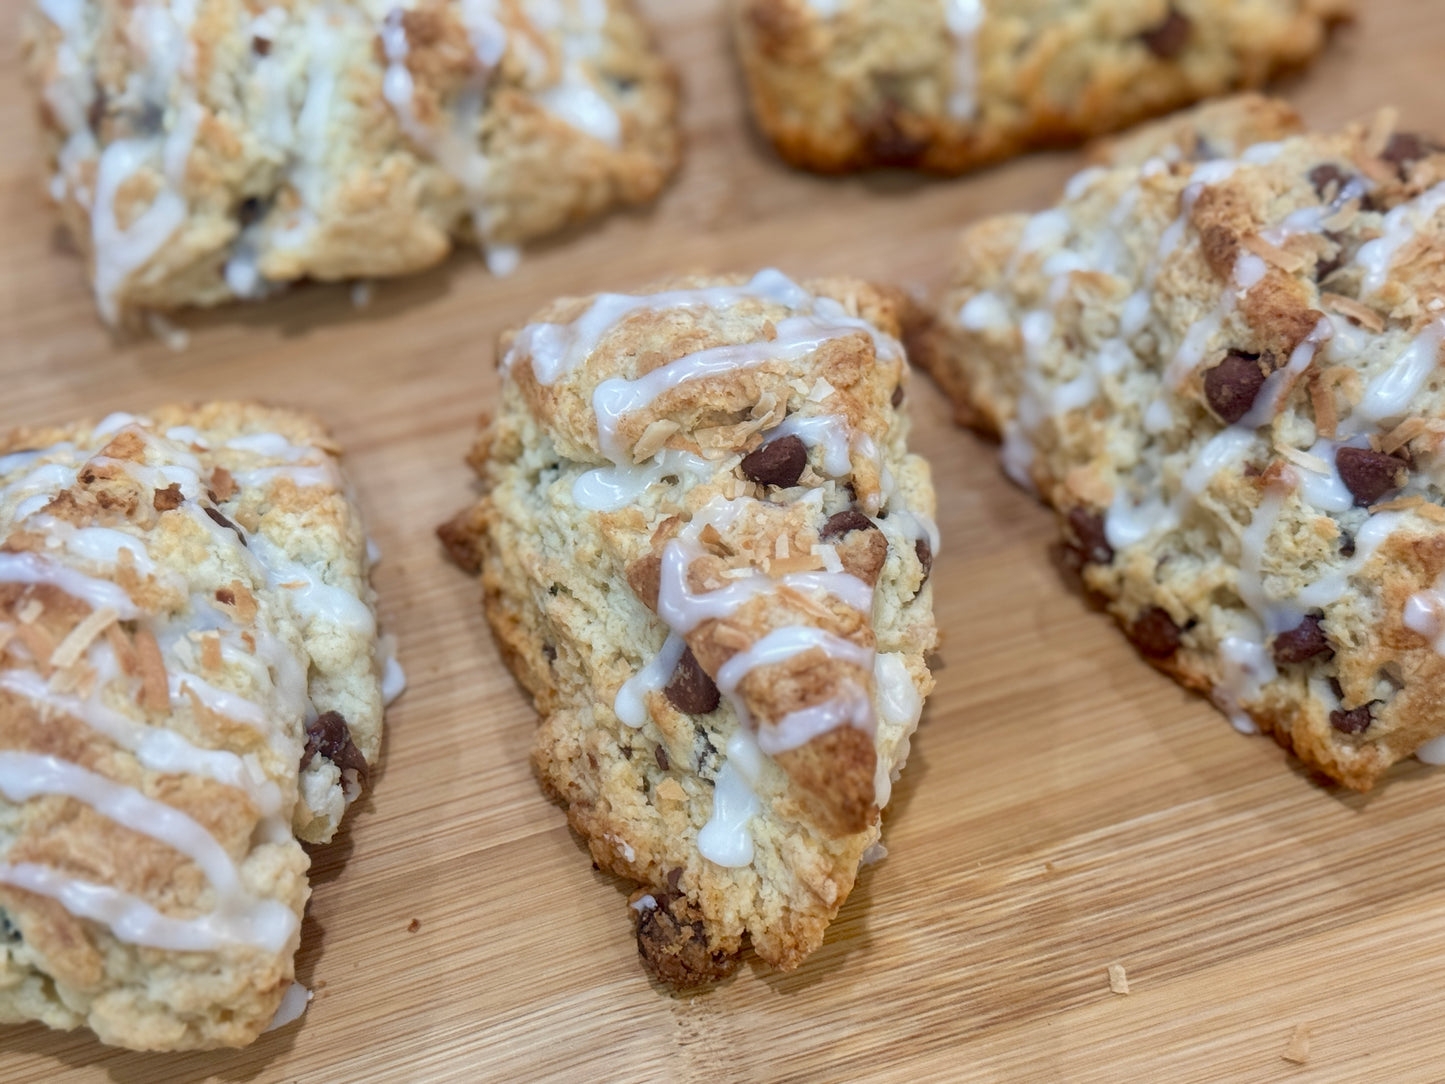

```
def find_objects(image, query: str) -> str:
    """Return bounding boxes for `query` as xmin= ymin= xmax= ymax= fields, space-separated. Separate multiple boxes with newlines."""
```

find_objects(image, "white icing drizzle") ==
xmin=614 ymin=632 xmax=686 ymax=727
xmin=573 ymin=450 xmax=710 ymax=513
xmin=0 ymin=551 xmax=140 ymax=618
xmin=0 ymin=752 xmax=298 ymax=953
xmin=942 ymin=0 xmax=985 ymax=120
xmin=1354 ymin=182 xmax=1445 ymax=297
xmin=1340 ymin=317 xmax=1445 ymax=434
xmin=1238 ymin=318 xmax=1334 ymax=428
xmin=506 ymin=269 xmax=814 ymax=385
xmin=696 ymin=730 xmax=763 ymax=868
xmin=265 ymin=982 xmax=312 ymax=1031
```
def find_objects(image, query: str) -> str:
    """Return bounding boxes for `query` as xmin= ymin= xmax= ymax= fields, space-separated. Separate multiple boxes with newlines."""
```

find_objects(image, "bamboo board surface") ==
xmin=2 ymin=3 xmax=1445 ymax=1080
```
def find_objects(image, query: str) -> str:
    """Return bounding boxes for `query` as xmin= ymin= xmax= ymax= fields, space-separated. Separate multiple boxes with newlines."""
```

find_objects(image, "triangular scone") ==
xmin=0 ymin=403 xmax=397 ymax=1050
xmin=916 ymin=95 xmax=1445 ymax=789
xmin=442 ymin=270 xmax=938 ymax=984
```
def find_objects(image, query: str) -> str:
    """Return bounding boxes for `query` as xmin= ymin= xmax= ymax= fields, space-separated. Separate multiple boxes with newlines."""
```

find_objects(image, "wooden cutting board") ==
xmin=2 ymin=3 xmax=1444 ymax=1080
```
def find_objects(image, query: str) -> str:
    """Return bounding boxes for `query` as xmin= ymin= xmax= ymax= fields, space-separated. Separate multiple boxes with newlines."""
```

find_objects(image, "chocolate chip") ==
xmin=1131 ymin=607 xmax=1182 ymax=659
xmin=915 ymin=538 xmax=933 ymax=584
xmin=740 ymin=435 xmax=807 ymax=488
xmin=252 ymin=35 xmax=272 ymax=56
xmin=1336 ymin=446 xmax=1408 ymax=507
xmin=1330 ymin=704 xmax=1372 ymax=735
xmin=1381 ymin=132 xmax=1442 ymax=176
xmin=1066 ymin=507 xmax=1114 ymax=566
xmin=1203 ymin=352 xmax=1267 ymax=424
xmin=667 ymin=867 xmax=684 ymax=892
xmin=655 ymin=745 xmax=671 ymax=772
xmin=820 ymin=509 xmax=877 ymax=539
xmin=204 ymin=506 xmax=248 ymax=545
xmin=152 ymin=483 xmax=183 ymax=512
xmin=87 ymin=86 xmax=108 ymax=135
xmin=1272 ymin=614 xmax=1334 ymax=665
xmin=1141 ymin=9 xmax=1191 ymax=58
xmin=1308 ymin=164 xmax=1351 ymax=200
xmin=301 ymin=711 xmax=369 ymax=786
xmin=215 ymin=587 xmax=235 ymax=606
xmin=664 ymin=648 xmax=720 ymax=715
xmin=891 ymin=384 xmax=904 ymax=408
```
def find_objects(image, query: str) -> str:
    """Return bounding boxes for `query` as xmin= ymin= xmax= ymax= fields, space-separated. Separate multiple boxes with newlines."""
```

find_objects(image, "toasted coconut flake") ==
xmin=632 ymin=419 xmax=681 ymax=464
xmin=209 ymin=467 xmax=237 ymax=501
xmin=50 ymin=607 xmax=119 ymax=671
xmin=133 ymin=626 xmax=170 ymax=712
xmin=1364 ymin=106 xmax=1400 ymax=158
xmin=105 ymin=622 xmax=138 ymax=675
xmin=1319 ymin=365 xmax=1364 ymax=407
xmin=712 ymin=623 xmax=752 ymax=651
xmin=1417 ymin=503 xmax=1445 ymax=524
xmin=201 ymin=632 xmax=223 ymax=671
xmin=1371 ymin=494 xmax=1424 ymax=513
xmin=1107 ymin=964 xmax=1130 ymax=995
xmin=774 ymin=534 xmax=790 ymax=559
xmin=1277 ymin=445 xmax=1330 ymax=473
xmin=15 ymin=623 xmax=55 ymax=672
xmin=0 ymin=625 xmax=16 ymax=655
xmin=698 ymin=524 xmax=724 ymax=550
xmin=16 ymin=599 xmax=44 ymax=625
xmin=1382 ymin=417 xmax=1432 ymax=455
xmin=1243 ymin=234 xmax=1307 ymax=273
xmin=808 ymin=378 xmax=836 ymax=403
xmin=1309 ymin=372 xmax=1339 ymax=440
xmin=769 ymin=553 xmax=826 ymax=575
xmin=1322 ymin=293 xmax=1386 ymax=332
xmin=1281 ymin=1024 xmax=1312 ymax=1065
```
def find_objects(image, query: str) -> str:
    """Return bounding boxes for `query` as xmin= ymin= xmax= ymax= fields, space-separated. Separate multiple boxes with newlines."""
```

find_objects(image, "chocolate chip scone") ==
xmin=22 ymin=0 xmax=678 ymax=324
xmin=917 ymin=95 xmax=1445 ymax=789
xmin=441 ymin=269 xmax=938 ymax=984
xmin=731 ymin=0 xmax=1350 ymax=174
xmin=0 ymin=403 xmax=399 ymax=1049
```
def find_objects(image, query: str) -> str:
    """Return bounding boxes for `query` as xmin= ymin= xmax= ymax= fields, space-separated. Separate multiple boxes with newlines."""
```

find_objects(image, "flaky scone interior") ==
xmin=918 ymin=95 xmax=1445 ymax=790
xmin=0 ymin=403 xmax=395 ymax=1049
xmin=443 ymin=270 xmax=938 ymax=985
xmin=22 ymin=0 xmax=678 ymax=322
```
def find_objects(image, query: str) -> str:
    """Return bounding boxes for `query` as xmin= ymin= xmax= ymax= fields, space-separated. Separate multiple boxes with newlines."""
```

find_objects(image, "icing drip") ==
xmin=614 ymin=632 xmax=686 ymax=727
xmin=696 ymin=731 xmax=763 ymax=868
xmin=943 ymin=1 xmax=985 ymax=120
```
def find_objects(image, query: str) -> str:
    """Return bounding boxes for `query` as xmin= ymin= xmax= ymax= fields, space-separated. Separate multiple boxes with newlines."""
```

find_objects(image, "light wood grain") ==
xmin=3 ymin=3 xmax=1445 ymax=1081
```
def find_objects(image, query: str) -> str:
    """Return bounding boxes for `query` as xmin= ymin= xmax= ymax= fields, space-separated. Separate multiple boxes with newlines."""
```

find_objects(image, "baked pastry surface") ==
xmin=0 ymin=402 xmax=392 ymax=1049
xmin=442 ymin=269 xmax=938 ymax=984
xmin=917 ymin=96 xmax=1445 ymax=789
xmin=22 ymin=0 xmax=679 ymax=322
xmin=732 ymin=0 xmax=1351 ymax=174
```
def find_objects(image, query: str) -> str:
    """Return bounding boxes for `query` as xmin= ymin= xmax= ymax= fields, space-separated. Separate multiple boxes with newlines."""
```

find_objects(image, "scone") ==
xmin=22 ymin=0 xmax=678 ymax=324
xmin=0 ymin=403 xmax=398 ymax=1049
xmin=731 ymin=0 xmax=1351 ymax=174
xmin=441 ymin=269 xmax=938 ymax=984
xmin=916 ymin=95 xmax=1445 ymax=789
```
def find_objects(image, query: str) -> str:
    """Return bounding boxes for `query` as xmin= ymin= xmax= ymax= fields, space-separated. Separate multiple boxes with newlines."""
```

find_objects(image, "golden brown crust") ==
xmin=732 ymin=0 xmax=1352 ymax=175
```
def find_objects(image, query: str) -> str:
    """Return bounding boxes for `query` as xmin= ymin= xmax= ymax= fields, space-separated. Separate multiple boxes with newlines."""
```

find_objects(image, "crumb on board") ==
xmin=407 ymin=918 xmax=421 ymax=934
xmin=1107 ymin=964 xmax=1130 ymax=995
xmin=1282 ymin=1024 xmax=1311 ymax=1065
